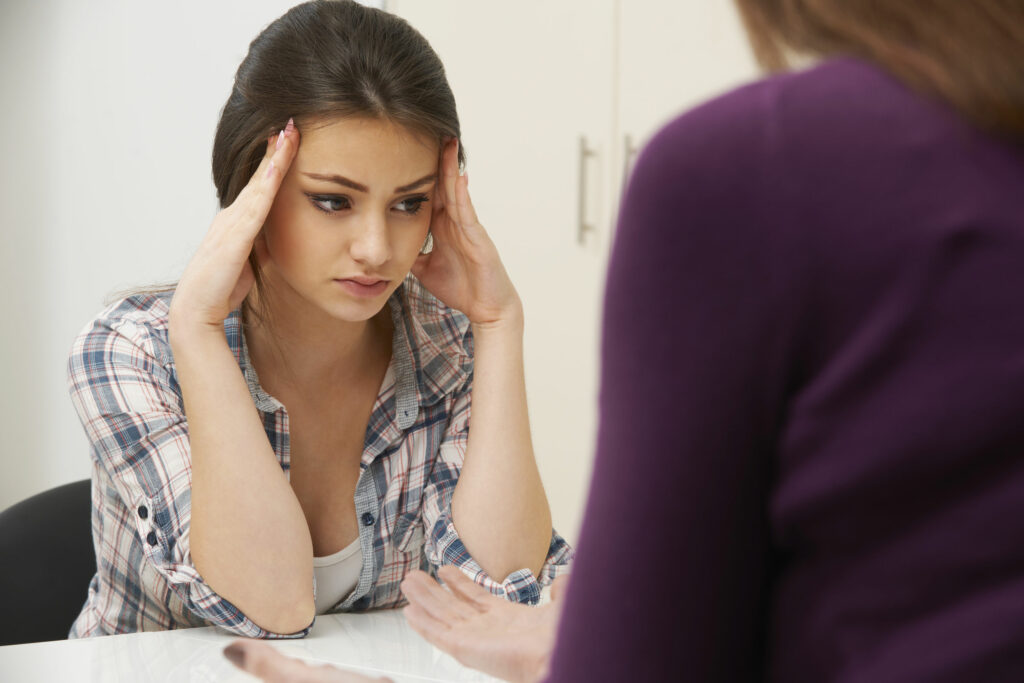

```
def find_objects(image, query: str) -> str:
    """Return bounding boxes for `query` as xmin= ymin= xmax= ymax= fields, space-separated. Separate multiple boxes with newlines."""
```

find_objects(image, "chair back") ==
xmin=0 ymin=480 xmax=96 ymax=645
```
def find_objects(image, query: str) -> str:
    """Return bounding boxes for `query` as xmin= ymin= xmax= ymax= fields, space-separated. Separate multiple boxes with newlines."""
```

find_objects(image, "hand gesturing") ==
xmin=401 ymin=566 xmax=568 ymax=683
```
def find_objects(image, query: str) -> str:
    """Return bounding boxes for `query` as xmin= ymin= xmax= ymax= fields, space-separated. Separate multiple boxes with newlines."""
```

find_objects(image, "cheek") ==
xmin=397 ymin=216 xmax=432 ymax=260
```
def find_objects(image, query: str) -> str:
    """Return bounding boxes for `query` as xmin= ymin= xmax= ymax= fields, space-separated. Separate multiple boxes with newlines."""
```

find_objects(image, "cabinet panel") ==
xmin=615 ymin=1 xmax=759 ymax=182
xmin=390 ymin=1 xmax=615 ymax=543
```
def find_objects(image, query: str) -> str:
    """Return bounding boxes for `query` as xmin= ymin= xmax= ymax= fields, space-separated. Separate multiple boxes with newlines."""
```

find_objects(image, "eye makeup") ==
xmin=304 ymin=192 xmax=430 ymax=216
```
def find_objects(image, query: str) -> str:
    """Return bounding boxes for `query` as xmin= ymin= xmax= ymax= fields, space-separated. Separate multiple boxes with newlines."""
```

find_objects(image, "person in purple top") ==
xmin=229 ymin=1 xmax=1024 ymax=681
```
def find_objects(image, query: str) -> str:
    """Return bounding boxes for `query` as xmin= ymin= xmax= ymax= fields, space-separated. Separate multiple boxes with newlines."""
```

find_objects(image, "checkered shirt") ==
xmin=67 ymin=275 xmax=573 ymax=638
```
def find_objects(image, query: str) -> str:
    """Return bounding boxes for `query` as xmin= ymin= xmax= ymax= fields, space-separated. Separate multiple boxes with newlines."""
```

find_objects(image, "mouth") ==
xmin=333 ymin=277 xmax=390 ymax=298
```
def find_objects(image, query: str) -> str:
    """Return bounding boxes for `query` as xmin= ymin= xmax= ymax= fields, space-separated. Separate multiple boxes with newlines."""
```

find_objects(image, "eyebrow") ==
xmin=301 ymin=172 xmax=437 ymax=193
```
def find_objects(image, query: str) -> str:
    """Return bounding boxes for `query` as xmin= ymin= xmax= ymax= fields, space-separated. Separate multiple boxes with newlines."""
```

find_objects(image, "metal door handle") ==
xmin=622 ymin=134 xmax=639 ymax=192
xmin=578 ymin=136 xmax=597 ymax=245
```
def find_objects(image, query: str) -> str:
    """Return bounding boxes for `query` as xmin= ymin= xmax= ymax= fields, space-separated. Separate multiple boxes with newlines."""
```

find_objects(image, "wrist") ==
xmin=168 ymin=312 xmax=228 ymax=353
xmin=471 ymin=298 xmax=524 ymax=336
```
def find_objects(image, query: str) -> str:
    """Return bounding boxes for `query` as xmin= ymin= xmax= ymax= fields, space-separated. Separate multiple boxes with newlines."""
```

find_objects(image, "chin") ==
xmin=322 ymin=300 xmax=387 ymax=323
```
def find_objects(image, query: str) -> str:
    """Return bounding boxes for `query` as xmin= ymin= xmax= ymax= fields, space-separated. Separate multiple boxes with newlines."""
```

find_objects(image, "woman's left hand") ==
xmin=411 ymin=139 xmax=522 ymax=327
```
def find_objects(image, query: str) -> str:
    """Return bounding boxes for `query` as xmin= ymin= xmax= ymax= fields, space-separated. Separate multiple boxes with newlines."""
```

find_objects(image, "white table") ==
xmin=0 ymin=610 xmax=501 ymax=682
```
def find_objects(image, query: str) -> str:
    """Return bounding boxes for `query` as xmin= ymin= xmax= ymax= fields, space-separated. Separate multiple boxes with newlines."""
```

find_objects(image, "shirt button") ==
xmin=138 ymin=505 xmax=148 ymax=520
xmin=361 ymin=512 xmax=375 ymax=527
xmin=146 ymin=531 xmax=158 ymax=546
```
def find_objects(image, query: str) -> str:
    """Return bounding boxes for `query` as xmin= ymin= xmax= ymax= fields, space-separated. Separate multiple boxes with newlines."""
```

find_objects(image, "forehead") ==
xmin=295 ymin=117 xmax=439 ymax=172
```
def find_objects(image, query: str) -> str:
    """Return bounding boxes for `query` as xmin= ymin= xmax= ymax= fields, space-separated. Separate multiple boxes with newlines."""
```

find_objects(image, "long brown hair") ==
xmin=117 ymin=1 xmax=463 ymax=312
xmin=733 ymin=0 xmax=1024 ymax=141
xmin=214 ymin=0 xmax=464 ymax=207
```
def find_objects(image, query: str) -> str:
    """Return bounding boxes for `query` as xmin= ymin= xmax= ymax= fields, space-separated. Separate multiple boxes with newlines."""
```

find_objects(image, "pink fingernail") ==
xmin=266 ymin=161 xmax=275 ymax=178
xmin=286 ymin=117 xmax=295 ymax=134
xmin=275 ymin=130 xmax=285 ymax=150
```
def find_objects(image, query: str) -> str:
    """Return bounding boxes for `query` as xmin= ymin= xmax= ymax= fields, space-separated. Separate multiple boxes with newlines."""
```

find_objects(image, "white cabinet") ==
xmin=389 ymin=1 xmax=757 ymax=543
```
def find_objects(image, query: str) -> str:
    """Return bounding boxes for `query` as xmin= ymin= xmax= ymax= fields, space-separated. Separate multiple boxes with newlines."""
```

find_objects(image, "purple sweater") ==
xmin=546 ymin=58 xmax=1024 ymax=681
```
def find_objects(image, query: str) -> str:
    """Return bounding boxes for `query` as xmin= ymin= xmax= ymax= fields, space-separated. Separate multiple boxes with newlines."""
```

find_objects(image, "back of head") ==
xmin=212 ymin=0 xmax=464 ymax=208
xmin=733 ymin=0 xmax=1024 ymax=142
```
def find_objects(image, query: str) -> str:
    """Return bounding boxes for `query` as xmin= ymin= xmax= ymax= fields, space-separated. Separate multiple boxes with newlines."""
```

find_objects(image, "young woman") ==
xmin=67 ymin=0 xmax=571 ymax=639
xmin=233 ymin=0 xmax=1024 ymax=680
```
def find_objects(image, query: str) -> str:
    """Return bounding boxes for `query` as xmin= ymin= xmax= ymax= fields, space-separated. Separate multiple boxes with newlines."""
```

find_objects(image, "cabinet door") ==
xmin=389 ymin=1 xmax=616 ymax=544
xmin=615 ymin=1 xmax=759 ymax=197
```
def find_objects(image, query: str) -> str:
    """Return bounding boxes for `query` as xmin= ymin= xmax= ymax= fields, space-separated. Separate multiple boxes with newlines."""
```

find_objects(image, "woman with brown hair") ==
xmin=231 ymin=0 xmax=1024 ymax=680
xmin=67 ymin=0 xmax=571 ymax=639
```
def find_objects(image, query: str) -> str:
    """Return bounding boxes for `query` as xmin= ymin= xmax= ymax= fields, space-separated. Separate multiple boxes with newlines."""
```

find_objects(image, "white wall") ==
xmin=0 ymin=2 xmax=758 ymax=537
xmin=0 ymin=0 xmax=303 ymax=509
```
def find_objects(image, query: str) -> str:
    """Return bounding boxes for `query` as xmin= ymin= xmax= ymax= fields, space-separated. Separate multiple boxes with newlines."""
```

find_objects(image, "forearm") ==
xmin=451 ymin=307 xmax=553 ymax=579
xmin=170 ymin=321 xmax=314 ymax=634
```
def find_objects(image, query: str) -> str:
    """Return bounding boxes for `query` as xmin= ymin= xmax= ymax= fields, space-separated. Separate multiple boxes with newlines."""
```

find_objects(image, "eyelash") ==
xmin=305 ymin=193 xmax=430 ymax=217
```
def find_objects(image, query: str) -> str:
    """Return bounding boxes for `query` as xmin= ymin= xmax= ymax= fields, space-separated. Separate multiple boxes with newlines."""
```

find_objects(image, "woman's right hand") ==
xmin=169 ymin=118 xmax=298 ymax=333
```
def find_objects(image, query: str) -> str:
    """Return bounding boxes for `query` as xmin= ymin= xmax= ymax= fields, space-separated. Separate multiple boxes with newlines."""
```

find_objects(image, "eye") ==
xmin=307 ymin=194 xmax=351 ymax=214
xmin=394 ymin=195 xmax=430 ymax=216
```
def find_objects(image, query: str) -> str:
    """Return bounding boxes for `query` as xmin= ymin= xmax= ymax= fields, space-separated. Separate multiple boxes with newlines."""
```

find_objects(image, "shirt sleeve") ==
xmin=68 ymin=313 xmax=312 ymax=638
xmin=419 ymin=377 xmax=575 ymax=605
xmin=544 ymin=87 xmax=800 ymax=680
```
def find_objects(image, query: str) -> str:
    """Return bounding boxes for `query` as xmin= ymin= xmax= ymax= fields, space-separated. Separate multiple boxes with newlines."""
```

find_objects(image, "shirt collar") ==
xmin=224 ymin=276 xmax=471 ymax=430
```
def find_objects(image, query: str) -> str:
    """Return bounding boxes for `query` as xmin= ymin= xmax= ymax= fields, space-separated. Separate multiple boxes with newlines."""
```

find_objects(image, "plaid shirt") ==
xmin=67 ymin=275 xmax=573 ymax=639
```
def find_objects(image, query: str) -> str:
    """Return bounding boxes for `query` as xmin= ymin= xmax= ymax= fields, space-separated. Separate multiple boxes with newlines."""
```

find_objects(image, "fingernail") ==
xmin=266 ymin=160 xmax=275 ymax=178
xmin=276 ymin=129 xmax=285 ymax=150
xmin=223 ymin=642 xmax=246 ymax=668
xmin=286 ymin=117 xmax=295 ymax=134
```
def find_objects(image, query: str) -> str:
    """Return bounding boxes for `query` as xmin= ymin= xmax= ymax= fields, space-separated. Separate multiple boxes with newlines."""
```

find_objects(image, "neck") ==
xmin=243 ymin=279 xmax=392 ymax=393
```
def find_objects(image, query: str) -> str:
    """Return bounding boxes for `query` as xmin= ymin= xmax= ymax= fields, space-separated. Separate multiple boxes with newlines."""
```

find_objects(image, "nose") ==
xmin=348 ymin=212 xmax=391 ymax=268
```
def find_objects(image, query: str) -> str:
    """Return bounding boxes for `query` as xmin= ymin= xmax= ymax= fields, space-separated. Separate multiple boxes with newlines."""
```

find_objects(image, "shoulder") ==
xmin=623 ymin=56 xmax=972 ymax=247
xmin=641 ymin=56 xmax=958 ymax=172
xmin=69 ymin=290 xmax=176 ymax=375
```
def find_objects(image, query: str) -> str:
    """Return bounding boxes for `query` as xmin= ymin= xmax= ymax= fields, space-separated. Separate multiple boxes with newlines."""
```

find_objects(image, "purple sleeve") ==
xmin=544 ymin=84 xmax=801 ymax=681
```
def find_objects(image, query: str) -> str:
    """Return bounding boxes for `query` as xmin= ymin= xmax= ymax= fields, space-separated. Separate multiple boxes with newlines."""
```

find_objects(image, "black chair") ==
xmin=0 ymin=479 xmax=96 ymax=645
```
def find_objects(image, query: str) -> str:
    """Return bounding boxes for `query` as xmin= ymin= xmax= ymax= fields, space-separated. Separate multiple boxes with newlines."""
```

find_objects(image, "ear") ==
xmin=252 ymin=230 xmax=271 ymax=269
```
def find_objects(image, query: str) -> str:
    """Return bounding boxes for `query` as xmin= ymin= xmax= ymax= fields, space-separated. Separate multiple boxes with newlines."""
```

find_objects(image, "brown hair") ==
xmin=733 ymin=0 xmax=1024 ymax=141
xmin=116 ymin=1 xmax=463 ymax=311
xmin=214 ymin=0 xmax=464 ymax=207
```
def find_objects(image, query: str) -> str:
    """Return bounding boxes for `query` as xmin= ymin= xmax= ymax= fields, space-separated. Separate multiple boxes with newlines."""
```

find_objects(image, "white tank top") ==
xmin=313 ymin=536 xmax=363 ymax=614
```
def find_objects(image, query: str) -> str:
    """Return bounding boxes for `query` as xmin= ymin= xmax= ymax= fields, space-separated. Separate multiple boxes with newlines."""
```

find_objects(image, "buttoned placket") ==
xmin=233 ymin=295 xmax=424 ymax=612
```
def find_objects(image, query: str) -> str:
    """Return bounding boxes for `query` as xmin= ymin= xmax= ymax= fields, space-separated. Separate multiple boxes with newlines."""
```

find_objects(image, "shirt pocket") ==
xmin=391 ymin=510 xmax=425 ymax=555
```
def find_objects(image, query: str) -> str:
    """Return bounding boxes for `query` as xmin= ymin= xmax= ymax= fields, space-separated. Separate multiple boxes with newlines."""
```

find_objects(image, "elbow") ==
xmin=250 ymin=594 xmax=315 ymax=636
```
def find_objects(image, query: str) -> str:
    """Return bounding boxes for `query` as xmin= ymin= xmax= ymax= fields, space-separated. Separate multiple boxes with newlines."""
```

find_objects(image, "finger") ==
xmin=427 ymin=193 xmax=453 ymax=242
xmin=404 ymin=570 xmax=480 ymax=620
xmin=401 ymin=570 xmax=478 ymax=623
xmin=453 ymin=170 xmax=482 ymax=229
xmin=442 ymin=138 xmax=459 ymax=217
xmin=437 ymin=565 xmax=497 ymax=611
xmin=433 ymin=148 xmax=447 ymax=212
xmin=233 ymin=118 xmax=301 ymax=234
xmin=224 ymin=640 xmax=319 ymax=683
xmin=403 ymin=603 xmax=459 ymax=653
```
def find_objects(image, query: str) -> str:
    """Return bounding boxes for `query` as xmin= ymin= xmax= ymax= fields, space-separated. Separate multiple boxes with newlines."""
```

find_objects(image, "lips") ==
xmin=333 ymin=277 xmax=390 ymax=298
xmin=342 ymin=276 xmax=387 ymax=286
